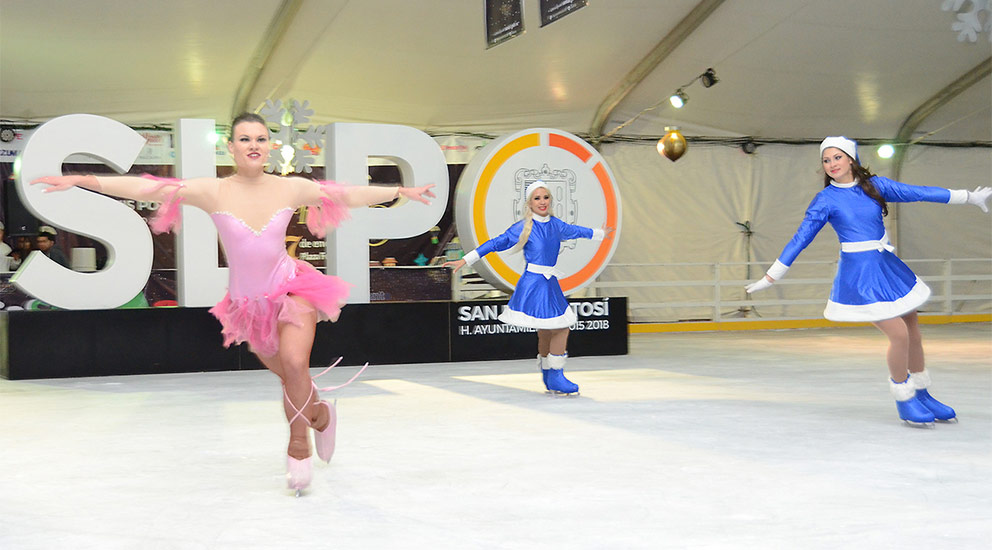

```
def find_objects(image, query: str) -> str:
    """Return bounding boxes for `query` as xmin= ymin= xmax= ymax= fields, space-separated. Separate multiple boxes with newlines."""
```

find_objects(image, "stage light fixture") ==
xmin=700 ymin=68 xmax=719 ymax=88
xmin=741 ymin=140 xmax=757 ymax=154
xmin=877 ymin=144 xmax=895 ymax=159
xmin=669 ymin=89 xmax=688 ymax=109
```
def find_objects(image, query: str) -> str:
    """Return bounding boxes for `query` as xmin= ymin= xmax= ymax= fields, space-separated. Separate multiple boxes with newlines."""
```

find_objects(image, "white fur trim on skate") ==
xmin=498 ymin=307 xmax=576 ymax=329
xmin=889 ymin=378 xmax=916 ymax=401
xmin=823 ymin=278 xmax=931 ymax=322
xmin=909 ymin=369 xmax=932 ymax=390
xmin=546 ymin=353 xmax=567 ymax=369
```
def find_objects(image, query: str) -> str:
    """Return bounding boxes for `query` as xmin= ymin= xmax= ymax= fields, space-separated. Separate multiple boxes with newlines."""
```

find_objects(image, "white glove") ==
xmin=967 ymin=186 xmax=992 ymax=213
xmin=745 ymin=276 xmax=774 ymax=294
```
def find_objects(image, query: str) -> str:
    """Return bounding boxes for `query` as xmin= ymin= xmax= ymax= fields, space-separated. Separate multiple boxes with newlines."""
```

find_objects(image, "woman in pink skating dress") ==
xmin=34 ymin=113 xmax=436 ymax=495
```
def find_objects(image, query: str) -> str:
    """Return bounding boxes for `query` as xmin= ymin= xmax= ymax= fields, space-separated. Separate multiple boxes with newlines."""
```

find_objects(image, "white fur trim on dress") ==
xmin=498 ymin=306 xmax=576 ymax=329
xmin=591 ymin=228 xmax=605 ymax=242
xmin=823 ymin=278 xmax=931 ymax=322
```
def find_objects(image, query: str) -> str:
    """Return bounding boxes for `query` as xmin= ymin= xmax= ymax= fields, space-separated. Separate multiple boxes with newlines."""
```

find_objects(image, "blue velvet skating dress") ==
xmin=776 ymin=176 xmax=954 ymax=322
xmin=467 ymin=215 xmax=602 ymax=329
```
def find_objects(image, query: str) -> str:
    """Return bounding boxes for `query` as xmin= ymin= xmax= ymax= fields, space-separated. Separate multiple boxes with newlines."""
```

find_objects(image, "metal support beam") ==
xmin=887 ymin=56 xmax=991 ymax=249
xmin=230 ymin=0 xmax=305 ymax=120
xmin=588 ymin=0 xmax=726 ymax=141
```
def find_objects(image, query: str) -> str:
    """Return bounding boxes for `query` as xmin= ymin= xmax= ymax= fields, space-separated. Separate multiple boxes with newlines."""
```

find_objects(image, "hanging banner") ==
xmin=485 ymin=0 xmax=524 ymax=48
xmin=540 ymin=0 xmax=587 ymax=27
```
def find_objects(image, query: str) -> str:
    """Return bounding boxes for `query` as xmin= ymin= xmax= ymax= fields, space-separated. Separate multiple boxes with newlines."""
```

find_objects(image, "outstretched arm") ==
xmin=294 ymin=178 xmax=436 ymax=208
xmin=293 ymin=178 xmax=437 ymax=237
xmin=31 ymin=174 xmax=216 ymax=212
xmin=745 ymin=196 xmax=831 ymax=294
xmin=872 ymin=176 xmax=991 ymax=212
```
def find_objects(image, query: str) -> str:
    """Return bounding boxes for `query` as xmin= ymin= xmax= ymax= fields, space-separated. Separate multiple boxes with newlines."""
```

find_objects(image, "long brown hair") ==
xmin=823 ymin=156 xmax=888 ymax=216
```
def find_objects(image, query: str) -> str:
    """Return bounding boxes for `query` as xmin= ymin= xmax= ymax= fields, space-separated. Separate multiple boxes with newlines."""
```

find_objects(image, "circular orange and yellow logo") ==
xmin=454 ymin=128 xmax=622 ymax=294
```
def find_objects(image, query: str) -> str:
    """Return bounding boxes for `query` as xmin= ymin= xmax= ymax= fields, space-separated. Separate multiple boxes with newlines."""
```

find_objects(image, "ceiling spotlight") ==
xmin=741 ymin=140 xmax=757 ymax=154
xmin=877 ymin=144 xmax=895 ymax=159
xmin=700 ymin=68 xmax=719 ymax=88
xmin=669 ymin=89 xmax=688 ymax=109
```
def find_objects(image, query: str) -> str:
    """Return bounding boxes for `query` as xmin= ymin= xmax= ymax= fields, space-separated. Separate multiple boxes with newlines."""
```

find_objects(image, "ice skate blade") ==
xmin=936 ymin=417 xmax=959 ymax=424
xmin=903 ymin=421 xmax=935 ymax=429
xmin=294 ymin=489 xmax=304 ymax=498
xmin=547 ymin=391 xmax=580 ymax=398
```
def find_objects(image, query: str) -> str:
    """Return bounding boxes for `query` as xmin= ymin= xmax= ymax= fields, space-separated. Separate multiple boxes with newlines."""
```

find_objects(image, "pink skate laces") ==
xmin=312 ymin=357 xmax=369 ymax=392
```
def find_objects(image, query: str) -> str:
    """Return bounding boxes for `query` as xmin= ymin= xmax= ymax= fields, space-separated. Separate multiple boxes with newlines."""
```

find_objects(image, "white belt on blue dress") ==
xmin=840 ymin=231 xmax=895 ymax=253
xmin=526 ymin=263 xmax=563 ymax=279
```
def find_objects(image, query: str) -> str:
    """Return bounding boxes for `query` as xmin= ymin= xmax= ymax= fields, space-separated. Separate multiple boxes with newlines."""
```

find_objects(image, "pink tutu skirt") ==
xmin=209 ymin=260 xmax=351 ymax=357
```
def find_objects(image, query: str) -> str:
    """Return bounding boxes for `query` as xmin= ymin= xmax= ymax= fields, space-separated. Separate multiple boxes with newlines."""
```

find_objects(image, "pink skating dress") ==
xmin=149 ymin=178 xmax=351 ymax=358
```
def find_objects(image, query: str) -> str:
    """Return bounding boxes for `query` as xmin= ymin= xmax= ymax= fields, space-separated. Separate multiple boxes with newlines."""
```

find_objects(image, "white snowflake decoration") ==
xmin=258 ymin=99 xmax=327 ymax=175
xmin=942 ymin=0 xmax=992 ymax=43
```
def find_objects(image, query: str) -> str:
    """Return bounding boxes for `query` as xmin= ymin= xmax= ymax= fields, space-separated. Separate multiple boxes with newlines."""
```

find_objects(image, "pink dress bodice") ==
xmin=210 ymin=208 xmax=296 ymax=299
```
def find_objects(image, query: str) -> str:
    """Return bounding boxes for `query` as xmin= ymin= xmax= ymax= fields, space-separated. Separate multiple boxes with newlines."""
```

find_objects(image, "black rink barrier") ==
xmin=0 ymin=297 xmax=627 ymax=380
xmin=448 ymin=297 xmax=627 ymax=362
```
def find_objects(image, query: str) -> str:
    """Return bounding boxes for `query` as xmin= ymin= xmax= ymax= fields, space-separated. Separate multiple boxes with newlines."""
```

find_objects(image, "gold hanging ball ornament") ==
xmin=657 ymin=127 xmax=687 ymax=162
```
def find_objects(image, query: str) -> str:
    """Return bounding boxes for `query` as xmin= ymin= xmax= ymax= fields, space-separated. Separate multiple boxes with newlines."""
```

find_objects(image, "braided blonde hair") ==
xmin=508 ymin=184 xmax=548 ymax=254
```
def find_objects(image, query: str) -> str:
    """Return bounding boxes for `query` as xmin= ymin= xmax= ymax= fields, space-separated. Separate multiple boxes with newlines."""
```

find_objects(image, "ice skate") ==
xmin=310 ymin=358 xmax=369 ymax=463
xmin=537 ymin=354 xmax=552 ymax=394
xmin=283 ymin=383 xmax=316 ymax=495
xmin=545 ymin=354 xmax=579 ymax=396
xmin=910 ymin=370 xmax=957 ymax=423
xmin=889 ymin=377 xmax=935 ymax=428
xmin=287 ymin=455 xmax=312 ymax=497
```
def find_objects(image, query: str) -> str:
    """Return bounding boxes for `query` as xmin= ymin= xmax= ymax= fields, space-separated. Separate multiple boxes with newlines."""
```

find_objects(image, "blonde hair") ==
xmin=508 ymin=185 xmax=548 ymax=254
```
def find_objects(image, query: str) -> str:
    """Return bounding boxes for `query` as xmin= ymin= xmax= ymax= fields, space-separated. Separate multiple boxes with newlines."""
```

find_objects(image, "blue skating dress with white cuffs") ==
xmin=464 ymin=214 xmax=604 ymax=329
xmin=776 ymin=176 xmax=955 ymax=322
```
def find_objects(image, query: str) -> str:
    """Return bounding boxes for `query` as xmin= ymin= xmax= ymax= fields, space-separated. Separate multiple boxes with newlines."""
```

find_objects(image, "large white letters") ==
xmin=12 ymin=115 xmax=152 ymax=309
xmin=174 ymin=118 xmax=228 ymax=306
xmin=323 ymin=123 xmax=449 ymax=303
xmin=11 ymin=116 xmax=450 ymax=309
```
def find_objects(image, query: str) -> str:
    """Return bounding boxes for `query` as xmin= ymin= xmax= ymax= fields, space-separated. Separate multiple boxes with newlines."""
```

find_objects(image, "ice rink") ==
xmin=1 ymin=323 xmax=989 ymax=549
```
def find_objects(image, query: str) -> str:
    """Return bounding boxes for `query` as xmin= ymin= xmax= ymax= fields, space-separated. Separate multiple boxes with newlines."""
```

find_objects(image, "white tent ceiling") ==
xmin=1 ymin=0 xmax=990 ymax=143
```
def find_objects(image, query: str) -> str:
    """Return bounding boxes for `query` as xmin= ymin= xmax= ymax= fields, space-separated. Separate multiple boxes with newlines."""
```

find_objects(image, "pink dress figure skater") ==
xmin=34 ymin=113 xmax=436 ymax=495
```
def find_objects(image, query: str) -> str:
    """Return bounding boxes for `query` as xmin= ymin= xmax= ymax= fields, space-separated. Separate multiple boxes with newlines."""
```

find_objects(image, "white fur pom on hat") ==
xmin=819 ymin=136 xmax=858 ymax=161
xmin=524 ymin=180 xmax=550 ymax=199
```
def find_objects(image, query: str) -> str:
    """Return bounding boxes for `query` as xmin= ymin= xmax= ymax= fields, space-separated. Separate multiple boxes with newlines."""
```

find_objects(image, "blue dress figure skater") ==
xmin=446 ymin=181 xmax=613 ymax=395
xmin=747 ymin=136 xmax=991 ymax=427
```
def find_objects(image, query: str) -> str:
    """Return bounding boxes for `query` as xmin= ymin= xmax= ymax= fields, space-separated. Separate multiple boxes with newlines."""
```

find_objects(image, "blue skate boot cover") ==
xmin=890 ymin=377 xmax=935 ymax=426
xmin=909 ymin=370 xmax=956 ymax=422
xmin=545 ymin=354 xmax=578 ymax=395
